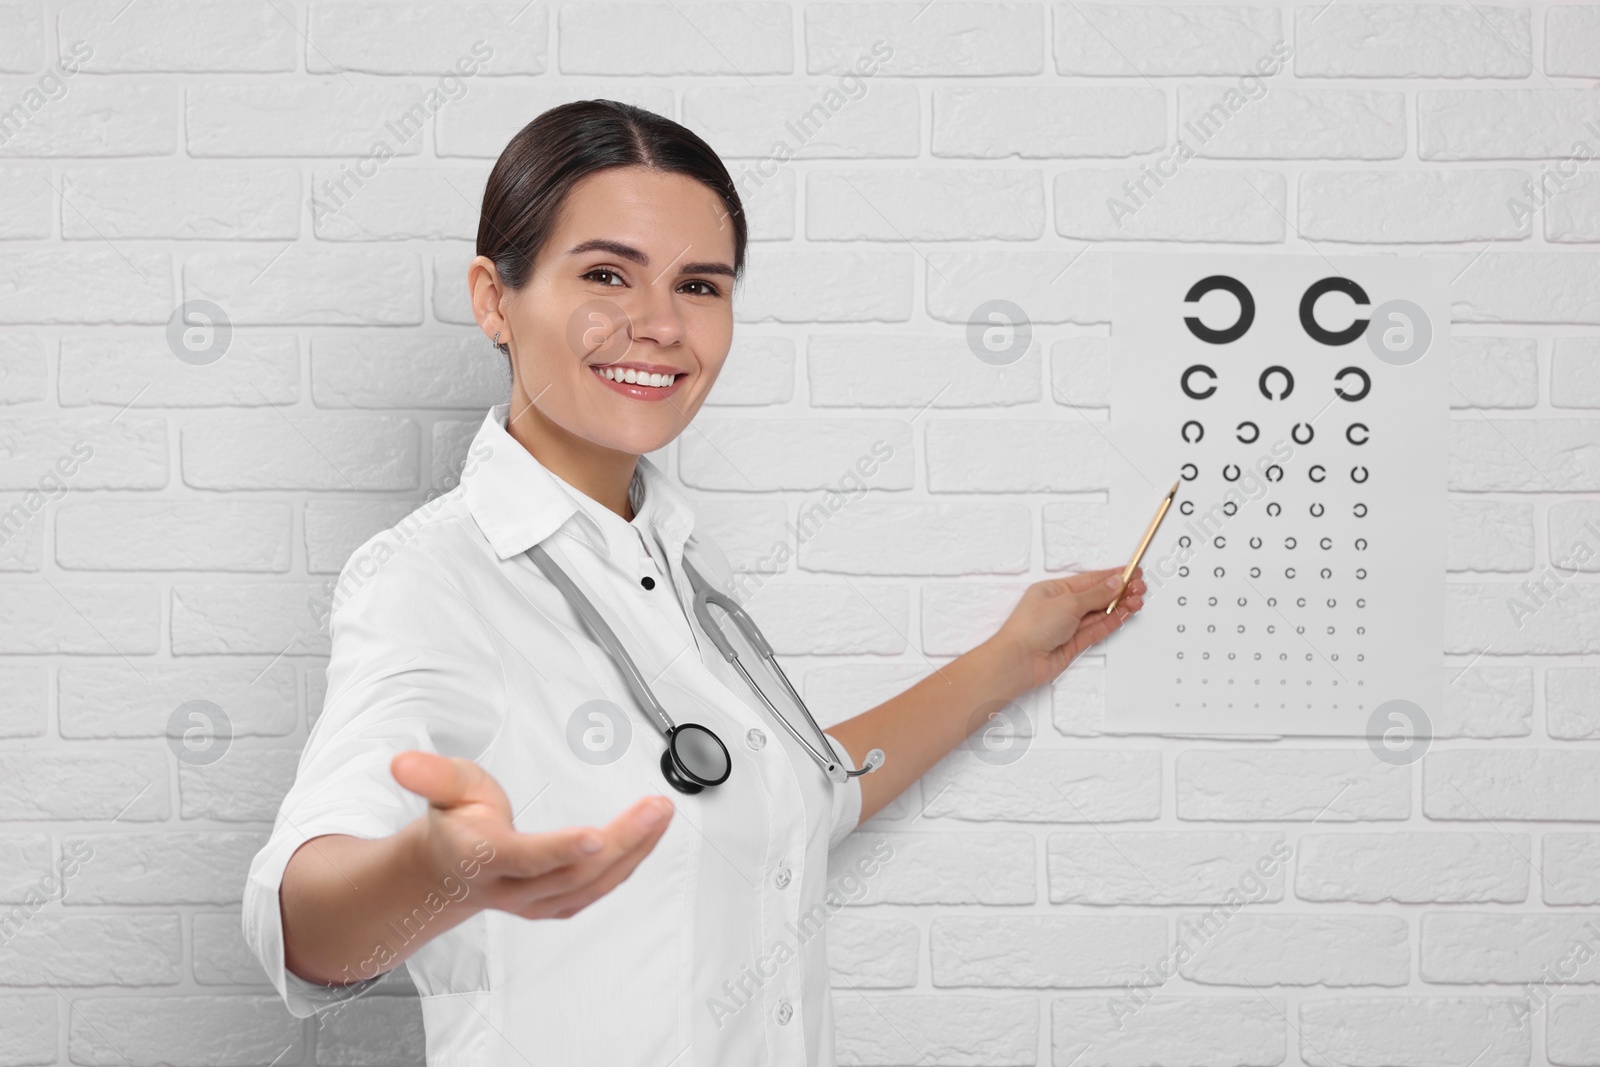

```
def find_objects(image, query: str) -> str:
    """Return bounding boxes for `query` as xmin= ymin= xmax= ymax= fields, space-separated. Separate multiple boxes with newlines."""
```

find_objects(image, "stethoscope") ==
xmin=526 ymin=540 xmax=886 ymax=795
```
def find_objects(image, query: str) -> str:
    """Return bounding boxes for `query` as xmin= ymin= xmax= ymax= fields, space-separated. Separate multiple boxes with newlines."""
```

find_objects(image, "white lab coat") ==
xmin=242 ymin=402 xmax=866 ymax=1065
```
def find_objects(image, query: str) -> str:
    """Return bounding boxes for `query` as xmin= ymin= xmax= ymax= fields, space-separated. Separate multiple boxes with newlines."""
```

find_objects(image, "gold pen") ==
xmin=1106 ymin=478 xmax=1180 ymax=614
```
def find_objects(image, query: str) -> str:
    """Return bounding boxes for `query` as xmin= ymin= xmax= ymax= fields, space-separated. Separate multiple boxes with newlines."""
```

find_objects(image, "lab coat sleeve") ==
xmin=822 ymin=731 xmax=864 ymax=850
xmin=241 ymin=530 xmax=507 ymax=1019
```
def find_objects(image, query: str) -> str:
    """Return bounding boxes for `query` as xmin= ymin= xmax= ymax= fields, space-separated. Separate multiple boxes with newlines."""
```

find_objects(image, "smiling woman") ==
xmin=244 ymin=99 xmax=1143 ymax=1067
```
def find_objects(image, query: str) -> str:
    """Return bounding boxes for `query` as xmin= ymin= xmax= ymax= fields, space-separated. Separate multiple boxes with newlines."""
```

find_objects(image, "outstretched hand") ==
xmin=391 ymin=751 xmax=674 ymax=922
xmin=992 ymin=565 xmax=1146 ymax=693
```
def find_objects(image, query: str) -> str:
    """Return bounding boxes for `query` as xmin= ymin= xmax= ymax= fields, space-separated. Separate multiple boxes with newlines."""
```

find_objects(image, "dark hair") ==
xmin=477 ymin=99 xmax=748 ymax=319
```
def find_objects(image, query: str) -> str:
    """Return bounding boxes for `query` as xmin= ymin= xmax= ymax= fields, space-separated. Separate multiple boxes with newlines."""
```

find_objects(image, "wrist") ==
xmin=971 ymin=632 xmax=1032 ymax=703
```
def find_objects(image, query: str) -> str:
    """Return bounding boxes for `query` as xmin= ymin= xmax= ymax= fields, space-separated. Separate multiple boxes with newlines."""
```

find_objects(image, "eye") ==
xmin=582 ymin=268 xmax=623 ymax=287
xmin=681 ymin=279 xmax=721 ymax=297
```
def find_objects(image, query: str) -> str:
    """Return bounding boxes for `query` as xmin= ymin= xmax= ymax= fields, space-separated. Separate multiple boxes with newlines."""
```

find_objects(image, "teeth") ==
xmin=595 ymin=366 xmax=678 ymax=388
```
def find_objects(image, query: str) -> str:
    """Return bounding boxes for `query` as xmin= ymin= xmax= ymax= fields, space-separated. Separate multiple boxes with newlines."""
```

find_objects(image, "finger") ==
xmin=392 ymin=752 xmax=509 ymax=814
xmin=1052 ymin=566 xmax=1124 ymax=595
xmin=532 ymin=816 xmax=672 ymax=920
xmin=1060 ymin=606 xmax=1128 ymax=661
xmin=493 ymin=795 xmax=672 ymax=885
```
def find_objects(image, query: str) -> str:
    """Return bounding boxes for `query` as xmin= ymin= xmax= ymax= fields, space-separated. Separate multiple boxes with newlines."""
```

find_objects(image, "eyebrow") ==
xmin=565 ymin=238 xmax=736 ymax=280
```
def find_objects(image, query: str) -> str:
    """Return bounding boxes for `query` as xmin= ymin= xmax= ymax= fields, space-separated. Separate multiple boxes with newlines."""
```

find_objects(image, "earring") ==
xmin=493 ymin=330 xmax=509 ymax=356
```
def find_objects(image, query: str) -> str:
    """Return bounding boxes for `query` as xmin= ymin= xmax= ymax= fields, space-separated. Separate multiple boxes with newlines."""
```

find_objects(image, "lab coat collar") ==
xmin=461 ymin=403 xmax=697 ymax=565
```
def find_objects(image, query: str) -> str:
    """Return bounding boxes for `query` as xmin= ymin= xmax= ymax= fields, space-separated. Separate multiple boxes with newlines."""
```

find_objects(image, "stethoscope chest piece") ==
xmin=660 ymin=722 xmax=731 ymax=795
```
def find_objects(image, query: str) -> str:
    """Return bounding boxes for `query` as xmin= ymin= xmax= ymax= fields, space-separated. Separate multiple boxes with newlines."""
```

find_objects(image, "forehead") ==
xmin=553 ymin=167 xmax=735 ymax=261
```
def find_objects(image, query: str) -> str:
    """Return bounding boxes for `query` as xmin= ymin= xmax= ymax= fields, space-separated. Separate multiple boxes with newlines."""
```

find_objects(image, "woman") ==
xmin=243 ymin=99 xmax=1145 ymax=1065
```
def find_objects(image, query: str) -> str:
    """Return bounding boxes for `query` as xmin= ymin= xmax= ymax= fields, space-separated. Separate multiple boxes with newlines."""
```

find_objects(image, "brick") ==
xmin=933 ymin=915 xmax=1165 ymax=987
xmin=59 ymin=660 xmax=296 ymax=739
xmin=1296 ymin=832 xmax=1529 ymax=902
xmin=1447 ymin=581 xmax=1600 ymax=656
xmin=0 ymin=914 xmax=180 ymax=986
xmin=798 ymin=502 xmax=1030 ymax=576
xmin=56 ymin=500 xmax=292 ymax=571
xmin=1298 ymin=997 xmax=1528 ymax=1067
xmin=1176 ymin=749 xmax=1409 ymax=821
xmin=564 ymin=2 xmax=790 ymax=75
xmin=1421 ymin=913 xmax=1600 ymax=983
xmin=832 ymin=831 xmax=1033 ymax=905
xmin=0 ymin=164 xmax=48 ymax=237
xmin=181 ymin=413 xmax=419 ymax=490
xmin=61 ymin=163 xmax=298 ymax=240
xmin=835 ymin=994 xmax=1035 ymax=1065
xmin=679 ymin=419 xmax=912 ymax=492
xmin=171 ymin=583 xmax=330 ymax=656
xmin=430 ymin=418 xmax=477 ymax=492
xmin=701 ymin=338 xmax=794 ymax=408
xmin=687 ymin=84 xmax=920 ymax=159
xmin=1178 ymin=914 xmax=1409 ymax=987
xmin=0 ymin=665 xmax=45 ymax=737
xmin=1048 ymin=832 xmax=1286 ymax=905
xmin=1058 ymin=168 xmax=1286 ymax=242
xmin=184 ymin=248 xmax=423 ymax=326
xmin=1447 ymin=499 xmax=1535 ymax=572
xmin=312 ymin=164 xmax=485 ymax=241
xmin=0 ymin=82 xmax=175 ymax=157
xmin=1549 ymin=996 xmax=1600 ymax=1066
xmin=58 ymin=335 xmax=299 ymax=407
xmin=0 ymin=496 xmax=40 ymax=571
xmin=1548 ymin=667 xmax=1600 ymax=741
xmin=1438 ymin=665 xmax=1533 ymax=738
xmin=1449 ymin=420 xmax=1600 ymax=491
xmin=0 ymin=751 xmax=168 ymax=821
xmin=0 ymin=414 xmax=167 ymax=489
xmin=0 ymin=834 xmax=51 ymax=901
xmin=60 ymin=0 xmax=295 ymax=71
xmin=0 ymin=583 xmax=159 ymax=654
xmin=1052 ymin=657 xmax=1105 ymax=736
xmin=921 ymin=750 xmax=1160 ymax=823
xmin=810 ymin=331 xmax=1040 ymax=408
xmin=1295 ymin=4 xmax=1531 ymax=77
xmin=179 ymin=749 xmax=299 ymax=821
xmin=185 ymin=81 xmax=432 ymax=157
xmin=1420 ymin=91 xmax=1600 ymax=160
xmin=1049 ymin=338 xmax=1109 ymax=409
xmin=0 ymin=250 xmax=170 ymax=323
xmin=827 ymin=916 xmax=918 ymax=988
xmin=307 ymin=2 xmax=543 ymax=74
xmin=68 ymin=995 xmax=300 ymax=1065
xmin=1450 ymin=336 xmax=1538 ymax=410
xmin=1547 ymin=171 xmax=1600 ymax=243
xmin=1043 ymin=502 xmax=1110 ymax=575
xmin=1546 ymin=6 xmax=1600 ymax=77
xmin=739 ymin=581 xmax=908 ymax=657
xmin=926 ymin=420 xmax=1106 ymax=492
xmin=305 ymin=499 xmax=427 ymax=574
xmin=932 ymin=87 xmax=1165 ymax=158
xmin=927 ymin=250 xmax=1109 ymax=326
xmin=1552 ymin=338 xmax=1600 ymax=408
xmin=64 ymin=832 xmax=265 ymax=905
xmin=311 ymin=333 xmax=505 ymax=408
xmin=1301 ymin=170 xmax=1530 ymax=242
xmin=809 ymin=168 xmax=1043 ymax=241
xmin=1551 ymin=502 xmax=1600 ymax=575
xmin=1427 ymin=750 xmax=1600 ymax=820
xmin=193 ymin=912 xmax=268 ymax=986
xmin=0 ymin=3 xmax=43 ymax=72
xmin=736 ymin=250 xmax=912 ymax=323
xmin=0 ymin=332 xmax=45 ymax=403
xmin=1052 ymin=996 xmax=1285 ymax=1066
xmin=1440 ymin=251 xmax=1600 ymax=324
xmin=808 ymin=4 xmax=1041 ymax=76
xmin=1177 ymin=87 xmax=1405 ymax=159
xmin=0 ymin=994 xmax=54 ymax=1065
xmin=1052 ymin=3 xmax=1283 ymax=76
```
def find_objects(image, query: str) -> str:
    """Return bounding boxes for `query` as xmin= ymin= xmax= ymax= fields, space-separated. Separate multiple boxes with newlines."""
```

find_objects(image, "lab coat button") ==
xmin=774 ymin=864 xmax=791 ymax=889
xmin=746 ymin=728 xmax=766 ymax=750
xmin=776 ymin=998 xmax=793 ymax=1025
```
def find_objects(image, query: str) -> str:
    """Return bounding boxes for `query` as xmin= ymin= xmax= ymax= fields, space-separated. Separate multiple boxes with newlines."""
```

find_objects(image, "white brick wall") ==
xmin=1 ymin=1 xmax=1597 ymax=1064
